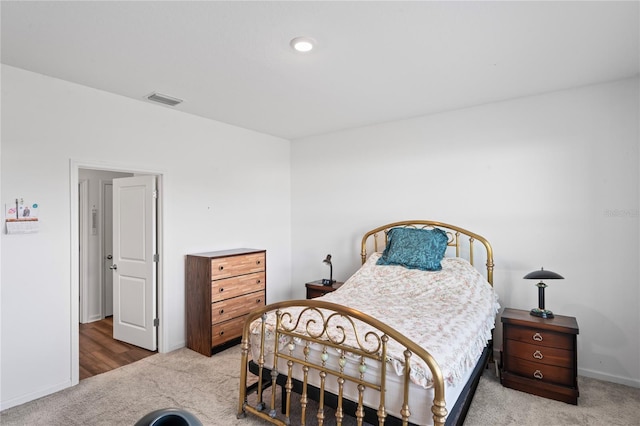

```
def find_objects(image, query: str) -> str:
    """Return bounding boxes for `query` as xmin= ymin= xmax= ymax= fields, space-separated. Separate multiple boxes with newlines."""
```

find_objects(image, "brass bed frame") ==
xmin=238 ymin=220 xmax=494 ymax=426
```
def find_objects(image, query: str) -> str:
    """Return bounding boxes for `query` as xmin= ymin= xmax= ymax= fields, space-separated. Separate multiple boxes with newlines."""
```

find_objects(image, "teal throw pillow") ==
xmin=376 ymin=227 xmax=448 ymax=271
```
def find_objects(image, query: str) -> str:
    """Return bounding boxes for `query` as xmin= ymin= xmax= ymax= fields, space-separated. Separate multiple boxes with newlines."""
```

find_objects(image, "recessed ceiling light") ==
xmin=290 ymin=36 xmax=316 ymax=53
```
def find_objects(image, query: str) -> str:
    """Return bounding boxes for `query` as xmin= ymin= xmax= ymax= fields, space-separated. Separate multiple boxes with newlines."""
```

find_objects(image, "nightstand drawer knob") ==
xmin=256 ymin=279 xmax=261 ymax=284
xmin=533 ymin=350 xmax=544 ymax=360
xmin=533 ymin=370 xmax=544 ymax=380
xmin=532 ymin=332 xmax=543 ymax=342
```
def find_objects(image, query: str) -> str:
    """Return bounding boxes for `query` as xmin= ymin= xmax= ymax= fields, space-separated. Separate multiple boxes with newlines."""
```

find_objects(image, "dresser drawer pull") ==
xmin=533 ymin=350 xmax=544 ymax=360
xmin=532 ymin=332 xmax=543 ymax=342
xmin=256 ymin=260 xmax=261 ymax=265
xmin=219 ymin=288 xmax=224 ymax=292
xmin=218 ymin=265 xmax=224 ymax=271
xmin=256 ymin=298 xmax=262 ymax=304
xmin=219 ymin=309 xmax=224 ymax=315
xmin=220 ymin=331 xmax=224 ymax=336
xmin=256 ymin=279 xmax=261 ymax=284
xmin=533 ymin=370 xmax=544 ymax=380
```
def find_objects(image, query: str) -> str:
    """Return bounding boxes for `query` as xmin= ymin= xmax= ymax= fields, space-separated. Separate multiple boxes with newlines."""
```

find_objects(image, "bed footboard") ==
xmin=237 ymin=300 xmax=447 ymax=426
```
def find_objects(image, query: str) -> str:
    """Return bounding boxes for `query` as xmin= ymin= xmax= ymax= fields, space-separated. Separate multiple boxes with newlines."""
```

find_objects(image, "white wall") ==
xmin=1 ymin=65 xmax=637 ymax=411
xmin=291 ymin=77 xmax=639 ymax=388
xmin=0 ymin=65 xmax=292 ymax=409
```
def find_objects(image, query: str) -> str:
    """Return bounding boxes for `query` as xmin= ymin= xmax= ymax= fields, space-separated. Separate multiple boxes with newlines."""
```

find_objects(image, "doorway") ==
xmin=72 ymin=162 xmax=164 ymax=384
xmin=79 ymin=169 xmax=133 ymax=325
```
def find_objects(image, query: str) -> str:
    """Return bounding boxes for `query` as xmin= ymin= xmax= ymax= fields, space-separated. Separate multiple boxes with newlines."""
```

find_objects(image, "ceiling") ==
xmin=2 ymin=1 xmax=638 ymax=140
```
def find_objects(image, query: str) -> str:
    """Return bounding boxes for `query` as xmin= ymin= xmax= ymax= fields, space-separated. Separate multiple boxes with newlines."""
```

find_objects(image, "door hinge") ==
xmin=153 ymin=253 xmax=159 ymax=262
xmin=153 ymin=189 xmax=158 ymax=199
xmin=154 ymin=318 xmax=159 ymax=327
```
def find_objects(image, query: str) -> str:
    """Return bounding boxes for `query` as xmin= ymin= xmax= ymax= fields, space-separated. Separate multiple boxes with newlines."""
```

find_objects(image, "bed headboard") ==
xmin=360 ymin=220 xmax=494 ymax=285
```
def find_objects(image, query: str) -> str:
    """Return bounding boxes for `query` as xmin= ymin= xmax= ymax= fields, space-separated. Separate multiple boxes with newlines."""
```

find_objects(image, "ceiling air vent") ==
xmin=146 ymin=92 xmax=183 ymax=107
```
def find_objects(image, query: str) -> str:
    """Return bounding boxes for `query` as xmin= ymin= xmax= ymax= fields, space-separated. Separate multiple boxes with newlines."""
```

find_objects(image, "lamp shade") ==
xmin=523 ymin=268 xmax=564 ymax=280
xmin=524 ymin=267 xmax=563 ymax=319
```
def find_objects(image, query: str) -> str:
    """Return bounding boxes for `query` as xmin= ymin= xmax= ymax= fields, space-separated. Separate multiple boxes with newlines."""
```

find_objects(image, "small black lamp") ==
xmin=322 ymin=254 xmax=334 ymax=286
xmin=524 ymin=267 xmax=564 ymax=319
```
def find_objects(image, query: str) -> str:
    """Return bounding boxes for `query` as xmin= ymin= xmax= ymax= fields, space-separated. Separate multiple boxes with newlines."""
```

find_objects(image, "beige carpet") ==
xmin=1 ymin=345 xmax=638 ymax=425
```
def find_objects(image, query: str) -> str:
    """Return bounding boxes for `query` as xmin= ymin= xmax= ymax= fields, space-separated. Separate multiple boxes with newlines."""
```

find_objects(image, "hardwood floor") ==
xmin=79 ymin=317 xmax=156 ymax=380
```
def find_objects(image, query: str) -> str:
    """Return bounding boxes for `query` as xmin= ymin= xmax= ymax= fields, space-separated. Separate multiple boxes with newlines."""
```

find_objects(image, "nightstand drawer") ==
xmin=505 ymin=339 xmax=572 ymax=368
xmin=307 ymin=288 xmax=329 ymax=299
xmin=505 ymin=356 xmax=574 ymax=386
xmin=504 ymin=324 xmax=573 ymax=350
xmin=212 ymin=291 xmax=265 ymax=324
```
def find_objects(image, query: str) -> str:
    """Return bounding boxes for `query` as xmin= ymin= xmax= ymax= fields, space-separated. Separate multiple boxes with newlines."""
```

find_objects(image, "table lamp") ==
xmin=322 ymin=254 xmax=334 ymax=286
xmin=524 ymin=267 xmax=564 ymax=319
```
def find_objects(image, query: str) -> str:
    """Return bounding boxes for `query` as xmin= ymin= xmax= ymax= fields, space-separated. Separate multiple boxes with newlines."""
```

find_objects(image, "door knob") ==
xmin=109 ymin=264 xmax=118 ymax=270
xmin=107 ymin=254 xmax=113 ymax=260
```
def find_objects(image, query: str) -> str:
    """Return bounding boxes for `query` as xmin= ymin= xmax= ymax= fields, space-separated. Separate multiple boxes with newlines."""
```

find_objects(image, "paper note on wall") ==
xmin=5 ymin=200 xmax=39 ymax=234
xmin=6 ymin=220 xmax=39 ymax=234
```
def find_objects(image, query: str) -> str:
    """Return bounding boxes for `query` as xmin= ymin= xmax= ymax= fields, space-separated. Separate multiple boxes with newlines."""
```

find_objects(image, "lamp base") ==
xmin=530 ymin=308 xmax=554 ymax=319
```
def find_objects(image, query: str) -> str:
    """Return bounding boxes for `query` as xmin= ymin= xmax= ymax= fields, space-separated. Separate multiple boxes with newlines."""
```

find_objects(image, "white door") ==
xmin=112 ymin=175 xmax=157 ymax=351
xmin=103 ymin=183 xmax=114 ymax=317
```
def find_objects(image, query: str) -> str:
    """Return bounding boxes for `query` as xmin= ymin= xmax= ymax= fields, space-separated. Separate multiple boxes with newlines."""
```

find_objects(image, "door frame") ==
xmin=69 ymin=159 xmax=165 ymax=386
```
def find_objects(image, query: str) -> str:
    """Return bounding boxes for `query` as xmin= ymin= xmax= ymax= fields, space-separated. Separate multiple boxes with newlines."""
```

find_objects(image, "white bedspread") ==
xmin=250 ymin=253 xmax=499 ymax=389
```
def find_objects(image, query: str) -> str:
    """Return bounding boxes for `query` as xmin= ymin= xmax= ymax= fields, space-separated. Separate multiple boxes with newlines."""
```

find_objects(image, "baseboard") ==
xmin=87 ymin=314 xmax=103 ymax=323
xmin=578 ymin=367 xmax=640 ymax=388
xmin=165 ymin=340 xmax=186 ymax=353
xmin=0 ymin=379 xmax=72 ymax=411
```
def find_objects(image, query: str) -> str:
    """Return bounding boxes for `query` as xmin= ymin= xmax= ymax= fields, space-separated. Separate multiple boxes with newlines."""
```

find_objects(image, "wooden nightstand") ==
xmin=305 ymin=280 xmax=344 ymax=299
xmin=500 ymin=308 xmax=579 ymax=404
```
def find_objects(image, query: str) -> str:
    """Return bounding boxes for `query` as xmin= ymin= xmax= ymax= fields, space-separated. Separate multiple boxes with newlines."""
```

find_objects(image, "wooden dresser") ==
xmin=186 ymin=248 xmax=266 ymax=356
xmin=500 ymin=308 xmax=579 ymax=404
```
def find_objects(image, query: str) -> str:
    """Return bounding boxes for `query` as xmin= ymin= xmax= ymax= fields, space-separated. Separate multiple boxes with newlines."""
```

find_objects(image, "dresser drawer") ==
xmin=212 ymin=291 xmax=265 ymax=324
xmin=505 ymin=339 xmax=572 ymax=368
xmin=211 ymin=252 xmax=265 ymax=280
xmin=211 ymin=272 xmax=265 ymax=302
xmin=212 ymin=315 xmax=247 ymax=346
xmin=504 ymin=324 xmax=573 ymax=350
xmin=504 ymin=356 xmax=574 ymax=386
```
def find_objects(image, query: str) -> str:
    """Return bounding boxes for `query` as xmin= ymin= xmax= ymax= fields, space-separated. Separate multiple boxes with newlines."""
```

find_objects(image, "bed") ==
xmin=237 ymin=220 xmax=499 ymax=425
